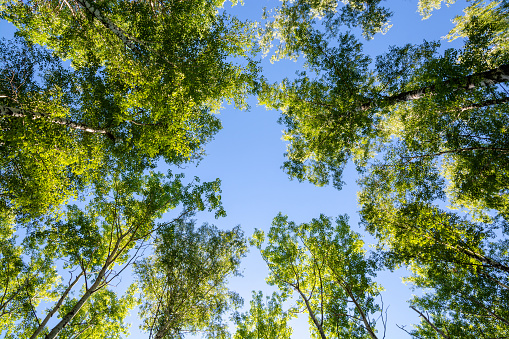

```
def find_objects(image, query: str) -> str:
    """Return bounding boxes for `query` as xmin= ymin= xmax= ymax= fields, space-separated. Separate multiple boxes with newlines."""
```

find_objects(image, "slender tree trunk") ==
xmin=74 ymin=0 xmax=177 ymax=67
xmin=75 ymin=0 xmax=146 ymax=54
xmin=295 ymin=287 xmax=327 ymax=339
xmin=29 ymin=272 xmax=84 ymax=339
xmin=419 ymin=224 xmax=509 ymax=275
xmin=331 ymin=275 xmax=378 ymax=339
xmin=43 ymin=270 xmax=106 ymax=339
xmin=0 ymin=105 xmax=115 ymax=141
xmin=465 ymin=295 xmax=509 ymax=326
xmin=481 ymin=272 xmax=509 ymax=290
xmin=458 ymin=96 xmax=509 ymax=111
xmin=43 ymin=253 xmax=116 ymax=339
xmin=154 ymin=317 xmax=173 ymax=339
xmin=344 ymin=286 xmax=378 ymax=339
xmin=460 ymin=246 xmax=509 ymax=275
xmin=360 ymin=64 xmax=509 ymax=110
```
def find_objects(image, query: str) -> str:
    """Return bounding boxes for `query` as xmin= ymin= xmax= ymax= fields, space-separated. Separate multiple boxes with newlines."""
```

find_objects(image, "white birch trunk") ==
xmin=29 ymin=272 xmax=84 ymax=339
xmin=0 ymin=105 xmax=114 ymax=140
xmin=75 ymin=0 xmax=147 ymax=53
xmin=42 ymin=255 xmax=115 ymax=339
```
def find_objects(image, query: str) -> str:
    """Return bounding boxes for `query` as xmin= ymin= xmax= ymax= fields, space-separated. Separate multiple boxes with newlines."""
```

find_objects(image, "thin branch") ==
xmin=410 ymin=306 xmax=451 ymax=339
xmin=464 ymin=295 xmax=509 ymax=326
xmin=401 ymin=147 xmax=509 ymax=161
xmin=360 ymin=64 xmax=509 ymax=110
xmin=396 ymin=324 xmax=425 ymax=339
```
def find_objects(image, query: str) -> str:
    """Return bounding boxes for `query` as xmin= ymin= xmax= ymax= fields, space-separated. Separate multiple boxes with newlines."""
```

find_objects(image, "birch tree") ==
xmin=0 ymin=0 xmax=258 ymax=220
xmin=0 ymin=168 xmax=227 ymax=338
xmin=0 ymin=37 xmax=112 ymax=221
xmin=134 ymin=220 xmax=246 ymax=339
xmin=233 ymin=291 xmax=294 ymax=339
xmin=259 ymin=0 xmax=509 ymax=198
xmin=252 ymin=213 xmax=385 ymax=339
xmin=1 ymin=0 xmax=259 ymax=161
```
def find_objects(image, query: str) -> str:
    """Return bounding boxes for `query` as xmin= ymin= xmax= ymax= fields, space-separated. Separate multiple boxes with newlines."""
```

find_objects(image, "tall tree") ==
xmin=0 ymin=168 xmax=227 ymax=338
xmin=0 ymin=37 xmax=110 ymax=220
xmin=252 ymin=213 xmax=385 ymax=339
xmin=1 ymin=0 xmax=259 ymax=162
xmin=259 ymin=0 xmax=509 ymax=195
xmin=134 ymin=220 xmax=247 ymax=339
xmin=0 ymin=0 xmax=258 ymax=220
xmin=234 ymin=291 xmax=294 ymax=339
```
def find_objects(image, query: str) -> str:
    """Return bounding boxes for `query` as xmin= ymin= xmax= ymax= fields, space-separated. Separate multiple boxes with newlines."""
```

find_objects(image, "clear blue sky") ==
xmin=0 ymin=0 xmax=466 ymax=337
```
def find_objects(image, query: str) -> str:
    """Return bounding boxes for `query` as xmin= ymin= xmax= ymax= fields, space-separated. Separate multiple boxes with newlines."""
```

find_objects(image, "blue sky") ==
xmin=0 ymin=0 xmax=467 ymax=337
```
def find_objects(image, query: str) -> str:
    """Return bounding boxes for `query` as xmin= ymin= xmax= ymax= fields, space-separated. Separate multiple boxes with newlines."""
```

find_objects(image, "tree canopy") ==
xmin=0 ymin=0 xmax=508 ymax=337
xmin=0 ymin=0 xmax=258 ymax=221
xmin=251 ymin=214 xmax=384 ymax=339
xmin=256 ymin=0 xmax=509 ymax=337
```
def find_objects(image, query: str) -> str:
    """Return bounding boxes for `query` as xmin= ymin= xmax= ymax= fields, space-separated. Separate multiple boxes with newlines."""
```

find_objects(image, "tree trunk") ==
xmin=43 ymin=261 xmax=111 ymax=339
xmin=411 ymin=306 xmax=451 ymax=339
xmin=360 ymin=63 xmax=509 ymax=110
xmin=332 ymin=275 xmax=378 ymax=339
xmin=30 ymin=272 xmax=83 ymax=339
xmin=75 ymin=0 xmax=145 ymax=54
xmin=42 ymin=236 xmax=126 ymax=339
xmin=0 ymin=105 xmax=115 ymax=141
xmin=344 ymin=286 xmax=378 ymax=339
xmin=295 ymin=287 xmax=327 ymax=339
xmin=460 ymin=246 xmax=509 ymax=275
xmin=401 ymin=221 xmax=509 ymax=275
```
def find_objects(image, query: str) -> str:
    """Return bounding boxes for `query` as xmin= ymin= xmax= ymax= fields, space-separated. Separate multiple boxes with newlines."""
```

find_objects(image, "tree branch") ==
xmin=0 ymin=105 xmax=115 ymax=141
xmin=29 ymin=271 xmax=84 ymax=339
xmin=410 ymin=306 xmax=450 ymax=339
xmin=360 ymin=64 xmax=509 ymax=110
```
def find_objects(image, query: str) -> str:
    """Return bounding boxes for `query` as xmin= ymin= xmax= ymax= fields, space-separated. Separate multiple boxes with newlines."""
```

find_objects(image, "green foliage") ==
xmin=258 ymin=0 xmax=393 ymax=188
xmin=0 ymin=213 xmax=60 ymax=338
xmin=259 ymin=0 xmax=509 ymax=208
xmin=259 ymin=30 xmax=376 ymax=189
xmin=234 ymin=291 xmax=294 ymax=339
xmin=0 ymin=168 xmax=227 ymax=338
xmin=258 ymin=2 xmax=509 ymax=334
xmin=57 ymin=286 xmax=138 ymax=339
xmin=0 ymin=0 xmax=508 ymax=337
xmin=260 ymin=0 xmax=392 ymax=62
xmin=0 ymin=0 xmax=256 ymax=336
xmin=0 ymin=0 xmax=259 ymax=221
xmin=418 ymin=0 xmax=457 ymax=19
xmin=0 ymin=37 xmax=105 ymax=220
xmin=253 ymin=213 xmax=383 ymax=339
xmin=134 ymin=220 xmax=247 ymax=339
xmin=446 ymin=0 xmax=509 ymax=70
xmin=407 ymin=255 xmax=509 ymax=339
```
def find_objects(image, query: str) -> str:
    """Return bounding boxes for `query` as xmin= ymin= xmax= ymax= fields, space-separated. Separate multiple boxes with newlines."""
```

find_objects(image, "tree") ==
xmin=233 ymin=291 xmax=294 ymax=339
xmin=134 ymin=220 xmax=247 ymax=339
xmin=1 ymin=0 xmax=258 ymax=162
xmin=258 ymin=0 xmax=509 ymax=336
xmin=0 ymin=0 xmax=259 ymax=221
xmin=0 ymin=213 xmax=60 ymax=338
xmin=259 ymin=0 xmax=509 ymax=196
xmin=251 ymin=213 xmax=385 ymax=339
xmin=0 ymin=37 xmax=111 ymax=220
xmin=0 ymin=167 xmax=227 ymax=338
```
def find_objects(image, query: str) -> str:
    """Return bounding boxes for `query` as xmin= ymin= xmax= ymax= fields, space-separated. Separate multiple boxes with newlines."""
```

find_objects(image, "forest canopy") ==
xmin=0 ymin=0 xmax=508 ymax=338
